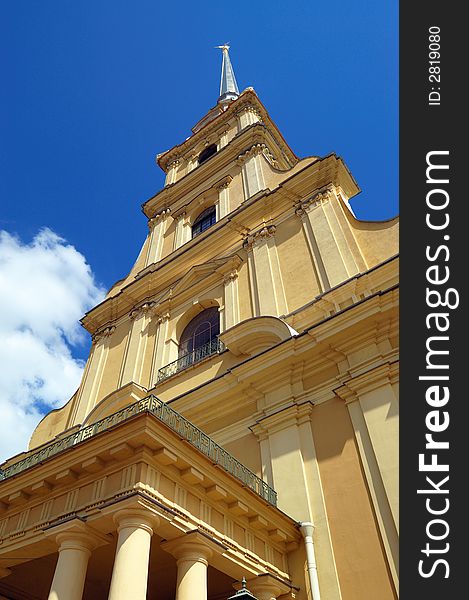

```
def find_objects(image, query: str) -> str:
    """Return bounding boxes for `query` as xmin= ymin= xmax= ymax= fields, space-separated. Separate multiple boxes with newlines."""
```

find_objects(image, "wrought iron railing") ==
xmin=0 ymin=395 xmax=277 ymax=506
xmin=157 ymin=337 xmax=225 ymax=383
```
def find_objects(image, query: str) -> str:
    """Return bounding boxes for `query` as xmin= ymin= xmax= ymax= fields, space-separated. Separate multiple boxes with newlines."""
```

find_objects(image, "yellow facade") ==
xmin=0 ymin=85 xmax=398 ymax=600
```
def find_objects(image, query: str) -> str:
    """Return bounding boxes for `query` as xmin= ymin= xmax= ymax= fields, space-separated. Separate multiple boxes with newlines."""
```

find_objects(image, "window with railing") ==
xmin=157 ymin=307 xmax=223 ymax=382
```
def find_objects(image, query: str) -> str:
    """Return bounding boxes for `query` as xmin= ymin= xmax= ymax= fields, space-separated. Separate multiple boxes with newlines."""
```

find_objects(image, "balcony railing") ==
xmin=157 ymin=337 xmax=225 ymax=383
xmin=0 ymin=395 xmax=277 ymax=506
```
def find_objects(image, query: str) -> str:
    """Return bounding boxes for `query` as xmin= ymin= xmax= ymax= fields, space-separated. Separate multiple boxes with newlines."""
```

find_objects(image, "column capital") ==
xmin=91 ymin=325 xmax=116 ymax=344
xmin=294 ymin=185 xmax=335 ymax=216
xmin=161 ymin=530 xmax=225 ymax=563
xmin=47 ymin=518 xmax=111 ymax=553
xmin=130 ymin=301 xmax=156 ymax=320
xmin=247 ymin=574 xmax=291 ymax=600
xmin=215 ymin=175 xmax=233 ymax=191
xmin=148 ymin=208 xmax=171 ymax=229
xmin=243 ymin=224 xmax=276 ymax=251
xmin=112 ymin=507 xmax=160 ymax=536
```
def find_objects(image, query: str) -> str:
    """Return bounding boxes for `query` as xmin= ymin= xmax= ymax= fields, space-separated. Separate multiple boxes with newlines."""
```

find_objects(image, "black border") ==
xmin=400 ymin=3 xmax=465 ymax=596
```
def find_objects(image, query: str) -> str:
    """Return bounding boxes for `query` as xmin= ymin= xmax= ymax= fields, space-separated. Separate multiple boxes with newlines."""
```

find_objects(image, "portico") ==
xmin=0 ymin=397 xmax=299 ymax=599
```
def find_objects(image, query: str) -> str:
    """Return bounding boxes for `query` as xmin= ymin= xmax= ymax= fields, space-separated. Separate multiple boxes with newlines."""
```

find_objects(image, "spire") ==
xmin=216 ymin=43 xmax=239 ymax=105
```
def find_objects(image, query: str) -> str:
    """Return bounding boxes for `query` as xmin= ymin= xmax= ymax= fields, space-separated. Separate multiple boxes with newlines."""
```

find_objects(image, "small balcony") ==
xmin=157 ymin=337 xmax=225 ymax=383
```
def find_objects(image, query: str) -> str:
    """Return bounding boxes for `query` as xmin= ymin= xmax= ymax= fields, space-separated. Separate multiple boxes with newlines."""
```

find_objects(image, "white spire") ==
xmin=215 ymin=43 xmax=239 ymax=104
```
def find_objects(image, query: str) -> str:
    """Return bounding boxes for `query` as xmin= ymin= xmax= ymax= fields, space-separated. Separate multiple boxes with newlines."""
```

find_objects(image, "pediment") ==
xmin=164 ymin=255 xmax=242 ymax=299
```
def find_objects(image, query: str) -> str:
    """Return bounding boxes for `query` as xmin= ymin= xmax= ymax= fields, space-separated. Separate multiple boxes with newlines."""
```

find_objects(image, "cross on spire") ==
xmin=216 ymin=43 xmax=239 ymax=104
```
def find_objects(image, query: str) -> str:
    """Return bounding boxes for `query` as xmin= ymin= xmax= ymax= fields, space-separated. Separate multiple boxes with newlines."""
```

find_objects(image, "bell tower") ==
xmin=0 ymin=47 xmax=399 ymax=600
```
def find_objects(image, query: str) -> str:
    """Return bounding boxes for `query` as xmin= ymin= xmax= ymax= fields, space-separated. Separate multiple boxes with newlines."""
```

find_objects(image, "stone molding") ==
xmin=91 ymin=325 xmax=116 ymax=344
xmin=243 ymin=225 xmax=276 ymax=251
xmin=294 ymin=186 xmax=335 ymax=217
xmin=215 ymin=175 xmax=233 ymax=191
xmin=148 ymin=208 xmax=171 ymax=230
xmin=161 ymin=530 xmax=225 ymax=563
xmin=334 ymin=362 xmax=397 ymax=403
xmin=112 ymin=507 xmax=160 ymax=536
xmin=237 ymin=143 xmax=275 ymax=166
xmin=130 ymin=302 xmax=156 ymax=321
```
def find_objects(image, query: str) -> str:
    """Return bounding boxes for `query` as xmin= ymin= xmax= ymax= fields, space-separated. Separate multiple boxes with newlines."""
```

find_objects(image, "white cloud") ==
xmin=0 ymin=228 xmax=105 ymax=464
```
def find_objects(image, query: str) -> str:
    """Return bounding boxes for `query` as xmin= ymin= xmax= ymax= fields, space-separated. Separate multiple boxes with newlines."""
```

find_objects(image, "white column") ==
xmin=161 ymin=532 xmax=220 ymax=600
xmin=48 ymin=531 xmax=95 ymax=600
xmin=108 ymin=509 xmax=159 ymax=600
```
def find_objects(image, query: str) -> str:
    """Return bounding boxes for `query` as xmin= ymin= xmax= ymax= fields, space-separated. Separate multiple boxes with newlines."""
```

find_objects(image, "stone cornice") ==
xmin=251 ymin=402 xmax=314 ymax=439
xmin=334 ymin=360 xmax=399 ymax=403
xmin=156 ymin=89 xmax=297 ymax=173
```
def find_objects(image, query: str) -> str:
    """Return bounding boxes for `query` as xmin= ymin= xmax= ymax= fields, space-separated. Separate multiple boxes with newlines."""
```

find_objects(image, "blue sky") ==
xmin=1 ymin=1 xmax=398 ymax=287
xmin=0 ymin=1 xmax=397 ymax=458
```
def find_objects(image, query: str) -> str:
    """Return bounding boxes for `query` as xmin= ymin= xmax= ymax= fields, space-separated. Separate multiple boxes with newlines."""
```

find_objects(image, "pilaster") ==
xmin=119 ymin=302 xmax=155 ymax=387
xmin=145 ymin=208 xmax=171 ymax=266
xmin=243 ymin=225 xmax=287 ymax=317
xmin=70 ymin=325 xmax=115 ymax=425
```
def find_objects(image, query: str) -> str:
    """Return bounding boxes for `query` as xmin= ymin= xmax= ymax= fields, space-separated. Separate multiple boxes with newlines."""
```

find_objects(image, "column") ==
xmin=119 ymin=303 xmax=154 ymax=387
xmin=247 ymin=574 xmax=289 ymax=600
xmin=173 ymin=212 xmax=191 ymax=250
xmin=218 ymin=127 xmax=230 ymax=149
xmin=245 ymin=240 xmax=260 ymax=317
xmin=296 ymin=205 xmax=330 ymax=292
xmin=216 ymin=176 xmax=232 ymax=218
xmin=236 ymin=106 xmax=261 ymax=131
xmin=295 ymin=188 xmax=362 ymax=289
xmin=48 ymin=523 xmax=108 ymax=600
xmin=161 ymin=532 xmax=221 ymax=600
xmin=165 ymin=159 xmax=180 ymax=186
xmin=145 ymin=209 xmax=170 ymax=267
xmin=108 ymin=509 xmax=159 ymax=600
xmin=238 ymin=145 xmax=265 ymax=200
xmin=70 ymin=325 xmax=115 ymax=425
xmin=150 ymin=312 xmax=170 ymax=384
xmin=223 ymin=270 xmax=240 ymax=329
xmin=243 ymin=225 xmax=287 ymax=317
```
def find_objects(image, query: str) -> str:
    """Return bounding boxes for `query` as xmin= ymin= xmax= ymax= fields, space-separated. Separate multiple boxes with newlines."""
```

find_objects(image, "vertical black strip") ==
xmin=400 ymin=2 xmax=465 ymax=597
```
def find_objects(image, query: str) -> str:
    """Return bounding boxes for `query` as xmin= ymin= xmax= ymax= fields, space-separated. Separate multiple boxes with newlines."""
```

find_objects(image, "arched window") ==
xmin=179 ymin=307 xmax=220 ymax=357
xmin=192 ymin=206 xmax=216 ymax=238
xmin=198 ymin=144 xmax=217 ymax=165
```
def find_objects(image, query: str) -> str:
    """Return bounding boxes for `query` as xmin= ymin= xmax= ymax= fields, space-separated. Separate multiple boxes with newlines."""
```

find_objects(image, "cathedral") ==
xmin=0 ymin=47 xmax=399 ymax=600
